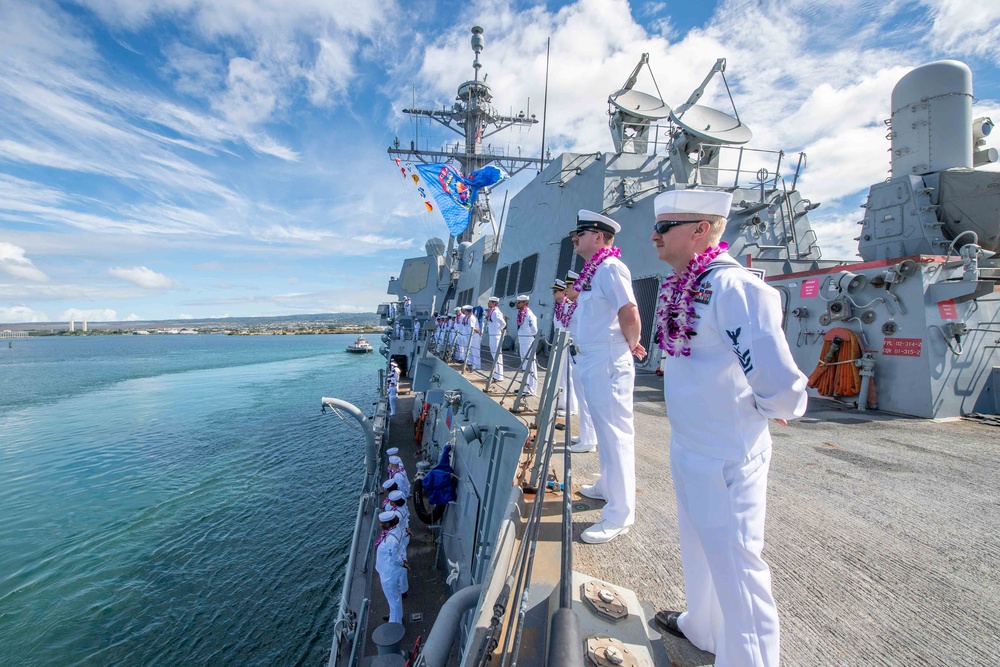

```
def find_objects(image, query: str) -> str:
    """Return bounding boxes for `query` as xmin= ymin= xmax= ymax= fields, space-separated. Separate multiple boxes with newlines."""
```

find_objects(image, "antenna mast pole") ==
xmin=539 ymin=37 xmax=550 ymax=173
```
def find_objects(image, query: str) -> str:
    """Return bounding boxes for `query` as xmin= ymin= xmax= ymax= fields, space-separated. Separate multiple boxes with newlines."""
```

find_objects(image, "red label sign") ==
xmin=800 ymin=279 xmax=820 ymax=298
xmin=938 ymin=300 xmax=957 ymax=320
xmin=883 ymin=337 xmax=922 ymax=357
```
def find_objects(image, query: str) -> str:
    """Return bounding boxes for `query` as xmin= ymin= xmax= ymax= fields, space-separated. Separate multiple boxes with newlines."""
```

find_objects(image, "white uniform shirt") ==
xmin=375 ymin=529 xmax=404 ymax=577
xmin=663 ymin=254 xmax=808 ymax=460
xmin=486 ymin=307 xmax=506 ymax=336
xmin=392 ymin=469 xmax=411 ymax=498
xmin=573 ymin=256 xmax=636 ymax=347
xmin=517 ymin=308 xmax=538 ymax=339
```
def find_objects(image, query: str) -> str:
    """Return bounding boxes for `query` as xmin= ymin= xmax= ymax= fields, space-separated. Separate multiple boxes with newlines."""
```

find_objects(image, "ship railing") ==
xmin=690 ymin=144 xmax=807 ymax=194
xmin=492 ymin=330 xmax=575 ymax=666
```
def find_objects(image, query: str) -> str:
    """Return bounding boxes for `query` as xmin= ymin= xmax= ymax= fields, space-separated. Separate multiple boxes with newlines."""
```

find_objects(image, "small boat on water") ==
xmin=345 ymin=336 xmax=374 ymax=354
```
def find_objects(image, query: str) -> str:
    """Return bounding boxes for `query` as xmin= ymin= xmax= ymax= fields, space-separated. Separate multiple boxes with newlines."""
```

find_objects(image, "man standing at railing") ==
xmin=568 ymin=209 xmax=645 ymax=544
xmin=515 ymin=295 xmax=538 ymax=395
xmin=649 ymin=189 xmax=807 ymax=667
xmin=485 ymin=296 xmax=506 ymax=381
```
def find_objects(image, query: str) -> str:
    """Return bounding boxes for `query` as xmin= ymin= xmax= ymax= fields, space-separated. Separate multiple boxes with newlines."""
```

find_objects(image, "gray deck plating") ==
xmin=571 ymin=373 xmax=1000 ymax=666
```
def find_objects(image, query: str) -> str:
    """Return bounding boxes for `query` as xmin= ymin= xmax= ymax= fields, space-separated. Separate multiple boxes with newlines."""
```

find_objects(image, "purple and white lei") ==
xmin=561 ymin=246 xmax=622 ymax=325
xmin=655 ymin=242 xmax=728 ymax=357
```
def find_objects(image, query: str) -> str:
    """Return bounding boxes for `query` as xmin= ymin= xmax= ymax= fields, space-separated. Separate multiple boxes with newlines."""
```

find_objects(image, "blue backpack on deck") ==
xmin=421 ymin=445 xmax=456 ymax=505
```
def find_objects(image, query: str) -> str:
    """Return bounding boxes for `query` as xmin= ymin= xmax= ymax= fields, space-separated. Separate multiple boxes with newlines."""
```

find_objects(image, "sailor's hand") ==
xmin=406 ymin=528 xmax=413 ymax=537
xmin=565 ymin=287 xmax=580 ymax=300
xmin=775 ymin=418 xmax=788 ymax=427
xmin=631 ymin=342 xmax=647 ymax=361
xmin=402 ymin=560 xmax=410 ymax=569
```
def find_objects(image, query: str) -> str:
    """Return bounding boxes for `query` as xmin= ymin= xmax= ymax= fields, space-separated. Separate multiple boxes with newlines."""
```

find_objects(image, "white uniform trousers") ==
xmin=555 ymin=352 xmax=577 ymax=414
xmin=576 ymin=345 xmax=635 ymax=526
xmin=467 ymin=332 xmax=482 ymax=369
xmin=376 ymin=536 xmax=404 ymax=624
xmin=573 ymin=362 xmax=598 ymax=447
xmin=454 ymin=331 xmax=469 ymax=361
xmin=517 ymin=335 xmax=538 ymax=395
xmin=388 ymin=386 xmax=397 ymax=416
xmin=489 ymin=334 xmax=504 ymax=380
xmin=671 ymin=446 xmax=778 ymax=667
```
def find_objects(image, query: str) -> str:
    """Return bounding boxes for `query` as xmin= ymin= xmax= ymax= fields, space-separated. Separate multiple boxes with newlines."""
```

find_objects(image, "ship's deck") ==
xmin=367 ymin=351 xmax=1000 ymax=666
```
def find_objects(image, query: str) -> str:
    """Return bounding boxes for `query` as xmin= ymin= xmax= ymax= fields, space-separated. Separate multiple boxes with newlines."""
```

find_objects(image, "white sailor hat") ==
xmin=382 ymin=478 xmax=397 ymax=490
xmin=388 ymin=489 xmax=405 ymax=501
xmin=654 ymin=189 xmax=733 ymax=221
xmin=389 ymin=455 xmax=402 ymax=466
xmin=488 ymin=295 xmax=499 ymax=302
xmin=565 ymin=270 xmax=579 ymax=283
xmin=574 ymin=209 xmax=621 ymax=235
xmin=552 ymin=279 xmax=566 ymax=291
xmin=378 ymin=510 xmax=398 ymax=523
xmin=516 ymin=294 xmax=529 ymax=302
xmin=386 ymin=447 xmax=399 ymax=456
xmin=462 ymin=305 xmax=473 ymax=311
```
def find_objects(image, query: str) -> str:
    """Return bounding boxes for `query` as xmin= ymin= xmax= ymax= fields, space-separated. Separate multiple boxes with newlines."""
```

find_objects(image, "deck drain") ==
xmin=573 ymin=502 xmax=592 ymax=511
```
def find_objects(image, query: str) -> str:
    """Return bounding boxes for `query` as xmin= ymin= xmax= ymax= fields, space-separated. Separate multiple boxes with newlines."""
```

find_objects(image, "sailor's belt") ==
xmin=573 ymin=339 xmax=630 ymax=356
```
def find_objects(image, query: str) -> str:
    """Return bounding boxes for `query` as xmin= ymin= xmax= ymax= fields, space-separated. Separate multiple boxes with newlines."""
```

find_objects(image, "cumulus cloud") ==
xmin=61 ymin=308 xmax=118 ymax=321
xmin=108 ymin=266 xmax=176 ymax=289
xmin=0 ymin=242 xmax=48 ymax=282
xmin=0 ymin=305 xmax=50 ymax=323
xmin=125 ymin=313 xmax=143 ymax=321
xmin=177 ymin=313 xmax=194 ymax=319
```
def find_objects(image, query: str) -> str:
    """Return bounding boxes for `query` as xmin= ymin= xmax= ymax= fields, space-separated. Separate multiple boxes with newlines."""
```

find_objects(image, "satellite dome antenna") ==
xmin=608 ymin=53 xmax=671 ymax=154
xmin=668 ymin=58 xmax=752 ymax=186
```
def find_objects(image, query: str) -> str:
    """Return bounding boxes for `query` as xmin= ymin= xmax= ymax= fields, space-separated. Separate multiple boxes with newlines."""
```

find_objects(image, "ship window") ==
xmin=506 ymin=261 xmax=520 ymax=297
xmin=632 ymin=276 xmax=661 ymax=359
xmin=495 ymin=266 xmax=508 ymax=299
xmin=518 ymin=253 xmax=538 ymax=294
xmin=556 ymin=237 xmax=574 ymax=281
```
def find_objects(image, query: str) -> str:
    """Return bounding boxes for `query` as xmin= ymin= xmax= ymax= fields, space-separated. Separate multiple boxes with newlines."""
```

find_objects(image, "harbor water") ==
xmin=0 ymin=334 xmax=380 ymax=666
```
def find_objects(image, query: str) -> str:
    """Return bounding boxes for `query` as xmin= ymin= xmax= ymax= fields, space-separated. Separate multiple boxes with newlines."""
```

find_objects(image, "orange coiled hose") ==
xmin=807 ymin=327 xmax=862 ymax=397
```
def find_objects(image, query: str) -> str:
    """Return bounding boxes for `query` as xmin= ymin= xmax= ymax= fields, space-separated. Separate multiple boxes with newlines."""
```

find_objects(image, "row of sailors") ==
xmin=430 ymin=306 xmax=485 ymax=370
xmin=387 ymin=296 xmax=412 ymax=320
xmin=376 ymin=450 xmax=411 ymax=625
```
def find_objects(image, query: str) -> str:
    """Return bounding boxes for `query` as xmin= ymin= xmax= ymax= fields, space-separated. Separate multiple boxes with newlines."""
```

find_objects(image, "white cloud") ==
xmin=108 ymin=266 xmax=176 ymax=289
xmin=0 ymin=242 xmax=48 ymax=282
xmin=177 ymin=313 xmax=194 ymax=319
xmin=61 ymin=308 xmax=118 ymax=321
xmin=923 ymin=0 xmax=1000 ymax=64
xmin=125 ymin=313 xmax=143 ymax=321
xmin=0 ymin=305 xmax=50 ymax=323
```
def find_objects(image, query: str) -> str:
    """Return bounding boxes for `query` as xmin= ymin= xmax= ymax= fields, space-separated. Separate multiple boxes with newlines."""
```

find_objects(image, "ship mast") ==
xmin=388 ymin=26 xmax=542 ymax=244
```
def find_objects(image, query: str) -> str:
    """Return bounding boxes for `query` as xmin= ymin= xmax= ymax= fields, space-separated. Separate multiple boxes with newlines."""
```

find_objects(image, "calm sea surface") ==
xmin=0 ymin=334 xmax=381 ymax=666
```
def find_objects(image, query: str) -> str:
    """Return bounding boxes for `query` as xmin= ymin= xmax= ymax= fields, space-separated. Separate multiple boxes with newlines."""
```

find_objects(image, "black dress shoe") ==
xmin=654 ymin=610 xmax=686 ymax=639
xmin=402 ymin=593 xmax=408 ymax=599
xmin=382 ymin=615 xmax=389 ymax=622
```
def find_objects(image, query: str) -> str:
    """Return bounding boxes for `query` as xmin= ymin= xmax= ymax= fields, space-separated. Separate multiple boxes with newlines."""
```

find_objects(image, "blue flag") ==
xmin=415 ymin=162 xmax=509 ymax=237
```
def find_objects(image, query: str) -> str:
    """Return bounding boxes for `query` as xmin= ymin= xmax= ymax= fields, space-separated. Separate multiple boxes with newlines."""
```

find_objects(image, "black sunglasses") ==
xmin=653 ymin=219 xmax=701 ymax=234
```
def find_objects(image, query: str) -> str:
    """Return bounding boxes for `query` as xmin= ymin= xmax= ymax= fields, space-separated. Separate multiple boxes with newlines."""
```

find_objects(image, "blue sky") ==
xmin=1 ymin=0 xmax=999 ymax=323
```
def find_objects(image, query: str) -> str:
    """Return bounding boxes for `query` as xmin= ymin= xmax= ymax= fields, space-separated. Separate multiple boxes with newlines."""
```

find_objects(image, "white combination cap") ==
xmin=654 ymin=189 xmax=734 ymax=220
xmin=552 ymin=279 xmax=566 ymax=290
xmin=565 ymin=270 xmax=579 ymax=281
xmin=388 ymin=490 xmax=405 ymax=501
xmin=378 ymin=510 xmax=398 ymax=522
xmin=575 ymin=209 xmax=621 ymax=234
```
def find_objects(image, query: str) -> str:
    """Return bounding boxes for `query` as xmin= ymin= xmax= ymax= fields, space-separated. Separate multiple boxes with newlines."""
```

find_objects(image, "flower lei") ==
xmin=655 ymin=242 xmax=728 ymax=357
xmin=554 ymin=300 xmax=571 ymax=328
xmin=487 ymin=305 xmax=496 ymax=323
xmin=517 ymin=307 xmax=529 ymax=328
xmin=561 ymin=246 xmax=622 ymax=325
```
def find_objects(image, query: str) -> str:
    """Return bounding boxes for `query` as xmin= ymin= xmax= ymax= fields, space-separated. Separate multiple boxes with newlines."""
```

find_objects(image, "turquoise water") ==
xmin=0 ymin=334 xmax=381 ymax=666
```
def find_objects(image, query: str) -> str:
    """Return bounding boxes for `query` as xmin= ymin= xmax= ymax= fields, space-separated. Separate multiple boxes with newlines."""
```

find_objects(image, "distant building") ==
xmin=69 ymin=320 xmax=75 ymax=332
xmin=82 ymin=320 xmax=87 ymax=332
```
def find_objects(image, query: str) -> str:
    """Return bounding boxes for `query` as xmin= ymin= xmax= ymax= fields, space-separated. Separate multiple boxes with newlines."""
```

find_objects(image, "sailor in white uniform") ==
xmin=551 ymin=279 xmax=577 ymax=415
xmin=649 ymin=189 xmax=808 ymax=667
xmin=387 ymin=373 xmax=398 ymax=416
xmin=375 ymin=510 xmax=407 ymax=624
xmin=563 ymin=271 xmax=599 ymax=454
xmin=465 ymin=305 xmax=482 ymax=370
xmin=514 ymin=295 xmax=538 ymax=395
xmin=452 ymin=307 xmax=466 ymax=361
xmin=485 ymin=296 xmax=506 ymax=381
xmin=403 ymin=296 xmax=412 ymax=316
xmin=388 ymin=489 xmax=411 ymax=595
xmin=388 ymin=455 xmax=410 ymax=498
xmin=569 ymin=210 xmax=646 ymax=544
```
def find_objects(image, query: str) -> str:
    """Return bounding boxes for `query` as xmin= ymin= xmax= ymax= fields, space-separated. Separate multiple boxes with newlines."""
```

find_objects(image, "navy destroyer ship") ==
xmin=322 ymin=27 xmax=1000 ymax=667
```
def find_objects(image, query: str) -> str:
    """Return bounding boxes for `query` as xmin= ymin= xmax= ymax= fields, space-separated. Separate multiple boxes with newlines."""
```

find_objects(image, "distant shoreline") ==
xmin=15 ymin=326 xmax=384 ymax=337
